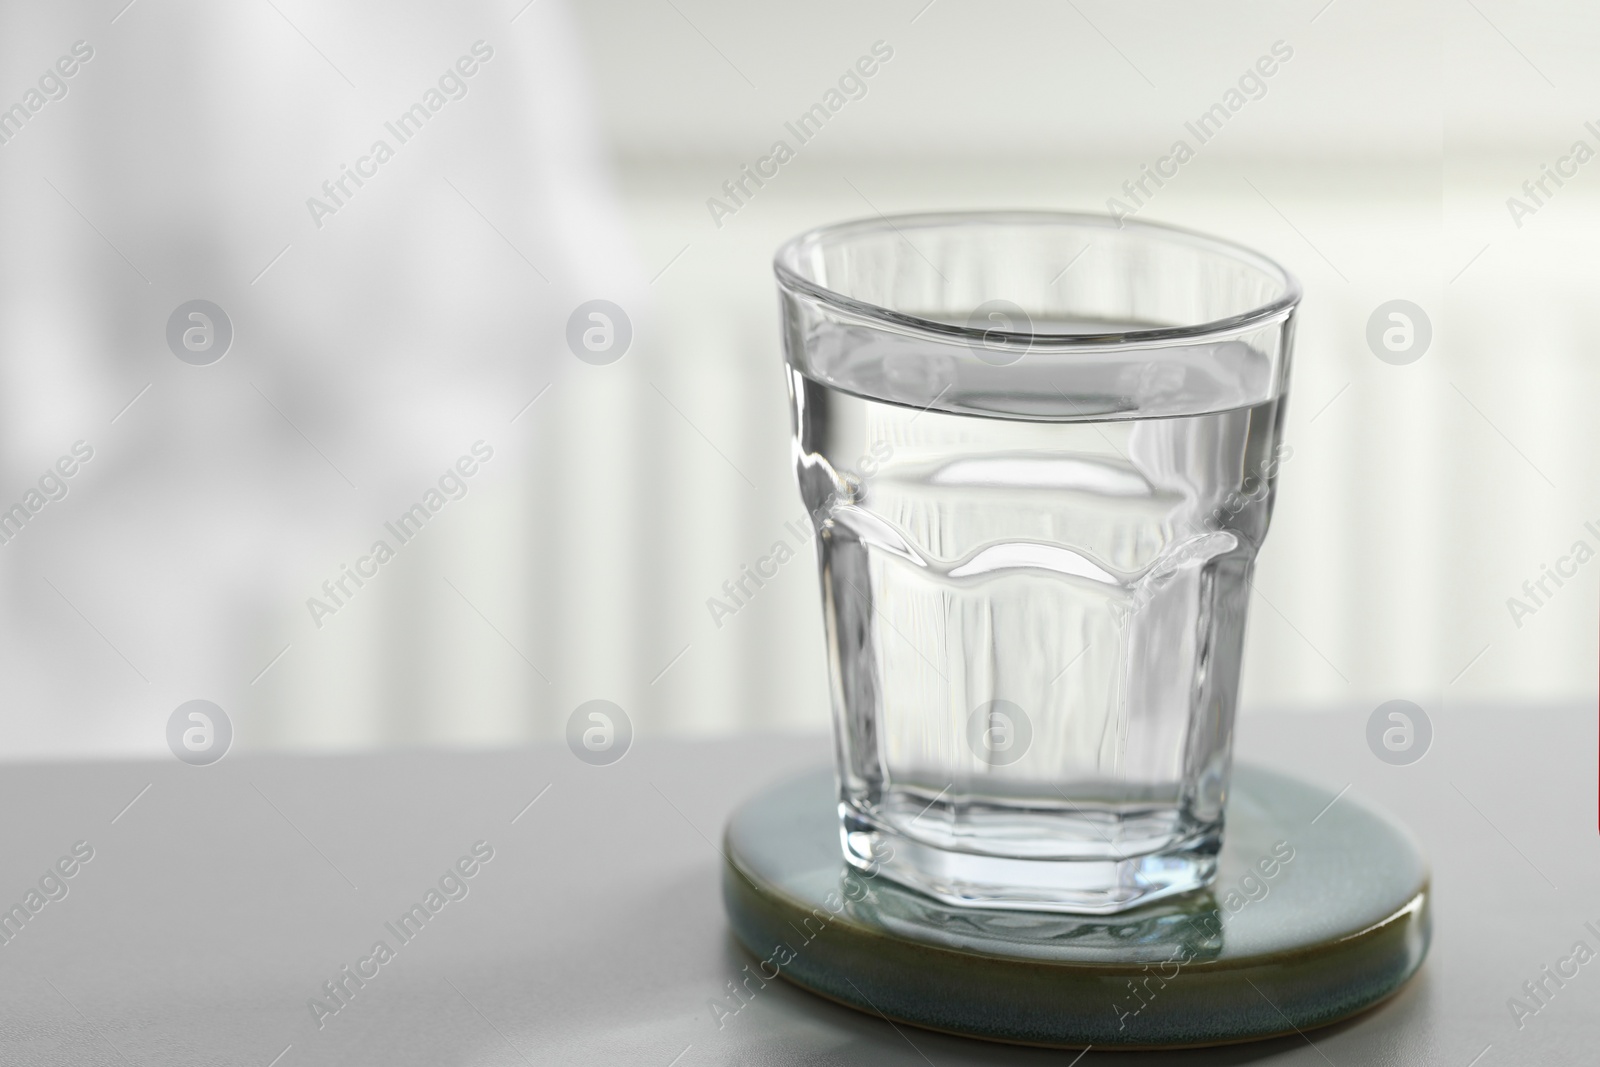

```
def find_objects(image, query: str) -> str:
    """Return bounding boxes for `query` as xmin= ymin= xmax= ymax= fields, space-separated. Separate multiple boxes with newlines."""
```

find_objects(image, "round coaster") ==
xmin=722 ymin=764 xmax=1429 ymax=1049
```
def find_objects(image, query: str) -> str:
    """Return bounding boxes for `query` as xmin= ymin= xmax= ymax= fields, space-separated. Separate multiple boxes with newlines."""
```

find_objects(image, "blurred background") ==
xmin=0 ymin=0 xmax=1591 ymax=758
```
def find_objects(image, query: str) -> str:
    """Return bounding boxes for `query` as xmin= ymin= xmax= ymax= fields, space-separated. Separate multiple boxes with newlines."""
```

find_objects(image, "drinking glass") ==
xmin=776 ymin=211 xmax=1299 ymax=913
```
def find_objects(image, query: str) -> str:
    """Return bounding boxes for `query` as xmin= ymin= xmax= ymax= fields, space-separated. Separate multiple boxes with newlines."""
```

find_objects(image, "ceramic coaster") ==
xmin=722 ymin=764 xmax=1429 ymax=1049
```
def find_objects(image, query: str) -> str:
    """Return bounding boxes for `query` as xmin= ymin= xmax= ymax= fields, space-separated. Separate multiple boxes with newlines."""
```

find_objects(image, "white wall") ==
xmin=0 ymin=0 xmax=1589 ymax=758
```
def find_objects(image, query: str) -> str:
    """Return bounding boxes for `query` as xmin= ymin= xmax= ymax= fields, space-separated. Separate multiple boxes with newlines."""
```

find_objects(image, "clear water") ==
xmin=788 ymin=337 xmax=1288 ymax=911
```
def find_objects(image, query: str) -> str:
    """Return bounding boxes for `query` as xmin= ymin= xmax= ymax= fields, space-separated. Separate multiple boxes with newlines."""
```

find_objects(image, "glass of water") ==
xmin=776 ymin=212 xmax=1299 ymax=914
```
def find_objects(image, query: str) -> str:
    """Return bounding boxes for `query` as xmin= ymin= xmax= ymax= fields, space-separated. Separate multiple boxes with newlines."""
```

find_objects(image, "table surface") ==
xmin=0 ymin=707 xmax=1593 ymax=1066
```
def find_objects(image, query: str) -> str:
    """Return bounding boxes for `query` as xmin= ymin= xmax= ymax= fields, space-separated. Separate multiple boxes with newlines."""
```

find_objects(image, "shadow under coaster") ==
xmin=721 ymin=765 xmax=1429 ymax=1050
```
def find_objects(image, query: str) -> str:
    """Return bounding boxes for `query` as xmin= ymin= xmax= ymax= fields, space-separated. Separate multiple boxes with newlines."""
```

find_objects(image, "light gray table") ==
xmin=0 ymin=707 xmax=1592 ymax=1065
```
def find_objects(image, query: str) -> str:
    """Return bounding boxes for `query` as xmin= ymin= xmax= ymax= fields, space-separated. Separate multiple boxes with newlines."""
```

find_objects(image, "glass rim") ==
xmin=773 ymin=210 xmax=1303 ymax=348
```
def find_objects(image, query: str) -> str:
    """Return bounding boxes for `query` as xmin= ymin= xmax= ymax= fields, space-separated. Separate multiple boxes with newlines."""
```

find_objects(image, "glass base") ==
xmin=842 ymin=810 xmax=1220 ymax=915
